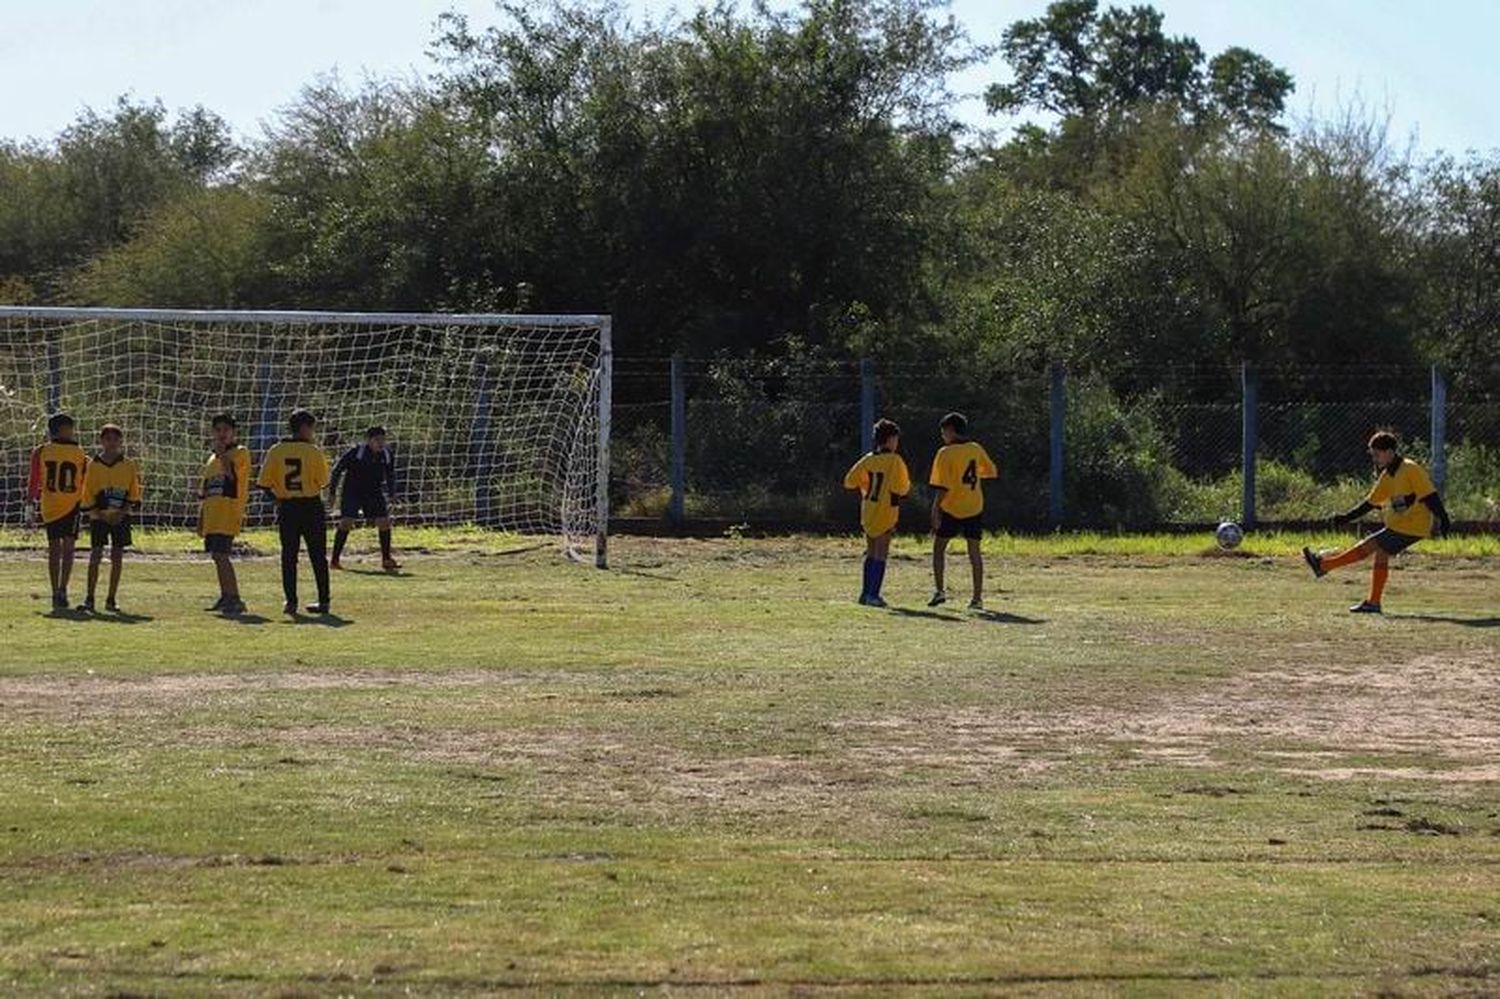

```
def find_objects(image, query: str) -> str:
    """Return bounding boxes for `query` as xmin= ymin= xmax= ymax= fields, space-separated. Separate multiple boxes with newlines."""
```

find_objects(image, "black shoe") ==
xmin=52 ymin=592 xmax=67 ymax=610
xmin=207 ymin=595 xmax=226 ymax=612
xmin=1301 ymin=546 xmax=1326 ymax=579
xmin=221 ymin=598 xmax=246 ymax=616
xmin=78 ymin=598 xmax=94 ymax=613
xmin=283 ymin=601 xmax=298 ymax=615
xmin=305 ymin=602 xmax=330 ymax=615
xmin=105 ymin=599 xmax=119 ymax=613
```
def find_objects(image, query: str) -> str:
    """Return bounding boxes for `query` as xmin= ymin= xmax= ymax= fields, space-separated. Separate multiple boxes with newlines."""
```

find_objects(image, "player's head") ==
xmin=872 ymin=418 xmax=900 ymax=453
xmin=47 ymin=412 xmax=76 ymax=442
xmin=211 ymin=413 xmax=238 ymax=446
xmin=99 ymin=423 xmax=124 ymax=453
xmin=1367 ymin=430 xmax=1399 ymax=466
xmin=939 ymin=412 xmax=967 ymax=445
xmin=365 ymin=425 xmax=387 ymax=453
xmin=288 ymin=408 xmax=317 ymax=442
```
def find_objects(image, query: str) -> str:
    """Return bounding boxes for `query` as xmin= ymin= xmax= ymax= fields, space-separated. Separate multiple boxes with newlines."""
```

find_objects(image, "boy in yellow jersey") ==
xmin=78 ymin=424 xmax=143 ymax=613
xmin=843 ymin=418 xmax=911 ymax=607
xmin=199 ymin=414 xmax=252 ymax=615
xmin=1302 ymin=430 xmax=1451 ymax=614
xmin=927 ymin=412 xmax=998 ymax=610
xmin=27 ymin=413 xmax=89 ymax=610
xmin=256 ymin=408 xmax=332 ymax=615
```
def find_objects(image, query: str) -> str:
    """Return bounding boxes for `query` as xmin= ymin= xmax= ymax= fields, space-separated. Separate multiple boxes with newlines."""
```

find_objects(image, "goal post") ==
xmin=0 ymin=307 xmax=612 ymax=565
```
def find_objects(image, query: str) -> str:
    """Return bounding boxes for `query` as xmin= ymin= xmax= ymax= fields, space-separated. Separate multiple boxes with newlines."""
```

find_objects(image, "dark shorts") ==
xmin=44 ymin=507 xmax=80 ymax=541
xmin=89 ymin=518 xmax=133 ymax=550
xmin=1371 ymin=528 xmax=1422 ymax=555
xmin=935 ymin=511 xmax=984 ymax=540
xmin=339 ymin=490 xmax=389 ymax=521
xmin=203 ymin=533 xmax=235 ymax=555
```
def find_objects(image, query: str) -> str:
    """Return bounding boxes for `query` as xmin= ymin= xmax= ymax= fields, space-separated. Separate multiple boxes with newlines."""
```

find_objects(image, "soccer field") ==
xmin=2 ymin=532 xmax=1497 ymax=993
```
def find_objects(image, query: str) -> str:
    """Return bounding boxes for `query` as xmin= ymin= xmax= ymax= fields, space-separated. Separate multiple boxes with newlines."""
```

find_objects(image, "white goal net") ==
xmin=0 ymin=308 xmax=612 ymax=565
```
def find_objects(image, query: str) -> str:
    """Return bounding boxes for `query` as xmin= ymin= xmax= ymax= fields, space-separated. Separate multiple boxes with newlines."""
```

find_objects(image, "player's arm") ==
xmin=1329 ymin=500 xmax=1375 ymax=526
xmin=126 ymin=464 xmax=144 ymax=514
xmin=385 ymin=450 xmax=398 ymax=498
xmin=253 ymin=452 xmax=280 ymax=500
xmin=979 ymin=446 xmax=999 ymax=479
xmin=78 ymin=463 xmax=98 ymax=513
xmin=1420 ymin=492 xmax=1451 ymax=536
xmin=27 ymin=447 xmax=42 ymax=503
xmin=927 ymin=455 xmax=949 ymax=530
xmin=329 ymin=447 xmax=353 ymax=498
xmin=892 ymin=458 xmax=911 ymax=505
xmin=842 ymin=457 xmax=867 ymax=493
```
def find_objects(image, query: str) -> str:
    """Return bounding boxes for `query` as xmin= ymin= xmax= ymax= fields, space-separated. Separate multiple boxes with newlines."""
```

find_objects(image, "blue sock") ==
xmin=872 ymin=558 xmax=887 ymax=597
xmin=861 ymin=557 xmax=875 ymax=598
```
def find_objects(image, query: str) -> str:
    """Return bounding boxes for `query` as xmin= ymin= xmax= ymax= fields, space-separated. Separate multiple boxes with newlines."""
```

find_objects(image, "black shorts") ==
xmin=339 ymin=490 xmax=389 ymax=521
xmin=1371 ymin=529 xmax=1422 ymax=555
xmin=89 ymin=518 xmax=133 ymax=550
xmin=935 ymin=511 xmax=984 ymax=540
xmin=44 ymin=507 xmax=80 ymax=541
xmin=203 ymin=533 xmax=235 ymax=555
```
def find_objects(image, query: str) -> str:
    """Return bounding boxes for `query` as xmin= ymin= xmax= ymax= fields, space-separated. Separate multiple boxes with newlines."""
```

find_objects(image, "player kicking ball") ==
xmin=1302 ymin=430 xmax=1451 ymax=614
xmin=256 ymin=409 xmax=333 ymax=616
xmin=330 ymin=425 xmax=401 ymax=572
xmin=27 ymin=413 xmax=88 ymax=610
xmin=927 ymin=412 xmax=998 ymax=610
xmin=78 ymin=424 xmax=143 ymax=613
xmin=843 ymin=418 xmax=910 ymax=607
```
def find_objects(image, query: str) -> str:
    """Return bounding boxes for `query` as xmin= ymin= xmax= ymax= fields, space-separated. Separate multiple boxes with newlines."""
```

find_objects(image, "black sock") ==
xmin=379 ymin=529 xmax=392 ymax=559
xmin=332 ymin=529 xmax=349 ymax=561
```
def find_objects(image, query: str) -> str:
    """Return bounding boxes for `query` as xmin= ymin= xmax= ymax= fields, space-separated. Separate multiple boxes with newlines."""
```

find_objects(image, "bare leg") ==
xmin=86 ymin=548 xmax=103 ymax=602
xmin=58 ymin=536 xmax=76 ymax=597
xmin=932 ymin=536 xmax=948 ymax=593
xmin=47 ymin=539 xmax=62 ymax=595
xmin=967 ymin=537 xmax=984 ymax=604
xmin=213 ymin=553 xmax=239 ymax=601
xmin=107 ymin=548 xmax=124 ymax=604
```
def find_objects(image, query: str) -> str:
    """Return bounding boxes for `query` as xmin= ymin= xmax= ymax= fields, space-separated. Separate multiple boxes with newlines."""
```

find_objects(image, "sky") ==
xmin=0 ymin=0 xmax=1495 ymax=157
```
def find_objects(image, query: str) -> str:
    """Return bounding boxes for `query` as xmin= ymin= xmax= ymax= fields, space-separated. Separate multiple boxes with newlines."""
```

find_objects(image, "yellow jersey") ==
xmin=928 ymin=440 xmax=998 ymax=519
xmin=199 ymin=446 xmax=252 ymax=537
xmin=80 ymin=455 xmax=143 ymax=519
xmin=27 ymin=441 xmax=89 ymax=524
xmin=843 ymin=450 xmax=911 ymax=537
xmin=256 ymin=440 xmax=330 ymax=500
xmin=1367 ymin=457 xmax=1437 ymax=537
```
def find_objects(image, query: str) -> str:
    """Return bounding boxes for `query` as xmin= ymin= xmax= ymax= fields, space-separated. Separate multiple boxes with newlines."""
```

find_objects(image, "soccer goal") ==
xmin=0 ymin=307 xmax=612 ymax=566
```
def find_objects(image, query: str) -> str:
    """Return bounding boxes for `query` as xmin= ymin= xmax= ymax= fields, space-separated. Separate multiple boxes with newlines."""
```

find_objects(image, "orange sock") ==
xmin=1320 ymin=545 xmax=1369 ymax=572
xmin=1368 ymin=562 xmax=1389 ymax=604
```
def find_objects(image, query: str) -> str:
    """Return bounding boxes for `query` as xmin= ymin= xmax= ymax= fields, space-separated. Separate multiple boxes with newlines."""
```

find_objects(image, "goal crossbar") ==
xmin=0 ymin=306 xmax=610 ymax=329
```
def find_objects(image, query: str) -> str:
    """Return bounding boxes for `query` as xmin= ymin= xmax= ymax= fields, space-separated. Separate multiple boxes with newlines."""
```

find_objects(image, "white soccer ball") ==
xmin=1215 ymin=521 xmax=1244 ymax=550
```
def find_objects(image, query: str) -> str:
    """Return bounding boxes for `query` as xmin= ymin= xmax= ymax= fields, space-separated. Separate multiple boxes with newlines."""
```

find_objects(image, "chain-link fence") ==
xmin=610 ymin=358 xmax=1500 ymax=530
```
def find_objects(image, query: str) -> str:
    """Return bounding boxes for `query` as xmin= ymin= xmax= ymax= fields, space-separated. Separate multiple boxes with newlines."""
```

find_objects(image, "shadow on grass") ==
xmin=340 ymin=567 xmax=412 ymax=578
xmin=225 ymin=613 xmax=273 ymax=626
xmin=1389 ymin=614 xmax=1500 ymax=628
xmin=282 ymin=612 xmax=354 ymax=628
xmin=887 ymin=607 xmax=965 ymax=623
xmin=972 ymin=609 xmax=1047 ymax=625
xmin=78 ymin=610 xmax=155 ymax=624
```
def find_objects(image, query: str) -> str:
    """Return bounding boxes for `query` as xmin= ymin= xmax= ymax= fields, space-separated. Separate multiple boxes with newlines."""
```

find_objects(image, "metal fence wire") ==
xmin=609 ymin=359 xmax=1500 ymax=529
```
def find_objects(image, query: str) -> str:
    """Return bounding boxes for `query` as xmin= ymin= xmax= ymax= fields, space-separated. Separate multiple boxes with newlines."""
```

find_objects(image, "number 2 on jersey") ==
xmin=284 ymin=457 xmax=304 ymax=492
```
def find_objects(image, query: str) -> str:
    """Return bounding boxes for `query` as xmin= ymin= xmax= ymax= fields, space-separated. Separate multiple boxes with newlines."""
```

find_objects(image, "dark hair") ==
xmin=288 ymin=408 xmax=316 ymax=431
xmin=872 ymin=418 xmax=900 ymax=448
xmin=211 ymin=413 xmax=237 ymax=429
xmin=939 ymin=412 xmax=967 ymax=435
xmin=365 ymin=425 xmax=387 ymax=439
xmin=46 ymin=413 xmax=75 ymax=437
xmin=1368 ymin=430 xmax=1399 ymax=452
xmin=99 ymin=423 xmax=124 ymax=438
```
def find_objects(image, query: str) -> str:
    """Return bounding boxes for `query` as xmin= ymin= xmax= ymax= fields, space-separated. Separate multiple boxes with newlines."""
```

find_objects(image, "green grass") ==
xmin=1 ymin=533 xmax=1498 ymax=992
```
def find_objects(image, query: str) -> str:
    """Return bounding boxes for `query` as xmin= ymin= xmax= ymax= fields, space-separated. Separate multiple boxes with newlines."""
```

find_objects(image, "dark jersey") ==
xmin=330 ymin=444 xmax=397 ymax=500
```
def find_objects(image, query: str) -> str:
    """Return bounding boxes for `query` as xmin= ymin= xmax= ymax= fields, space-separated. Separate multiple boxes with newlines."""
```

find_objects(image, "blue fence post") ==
xmin=1430 ymin=365 xmax=1448 ymax=490
xmin=669 ymin=354 xmax=686 ymax=528
xmin=45 ymin=330 xmax=62 ymax=413
xmin=1049 ymin=363 xmax=1065 ymax=527
xmin=859 ymin=358 xmax=875 ymax=450
xmin=471 ymin=355 xmax=494 ymax=525
xmin=1241 ymin=362 xmax=1258 ymax=529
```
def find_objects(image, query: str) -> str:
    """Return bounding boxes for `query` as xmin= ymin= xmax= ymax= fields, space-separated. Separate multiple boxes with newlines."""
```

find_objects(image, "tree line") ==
xmin=2 ymin=0 xmax=1497 ymax=402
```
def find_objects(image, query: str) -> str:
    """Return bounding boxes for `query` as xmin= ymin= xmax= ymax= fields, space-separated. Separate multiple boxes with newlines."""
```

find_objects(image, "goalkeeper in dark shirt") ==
xmin=330 ymin=425 xmax=402 ymax=571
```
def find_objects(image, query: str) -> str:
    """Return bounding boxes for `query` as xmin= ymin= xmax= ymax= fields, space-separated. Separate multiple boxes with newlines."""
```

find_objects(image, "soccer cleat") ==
xmin=104 ymin=599 xmax=119 ymax=613
xmin=1302 ymin=547 xmax=1326 ymax=578
xmin=1348 ymin=601 xmax=1383 ymax=614
xmin=927 ymin=590 xmax=947 ymax=608
xmin=206 ymin=595 xmax=226 ymax=612
xmin=330 ymin=558 xmax=344 ymax=571
xmin=283 ymin=601 xmax=298 ymax=616
xmin=55 ymin=591 xmax=70 ymax=610
xmin=865 ymin=595 xmax=888 ymax=608
xmin=78 ymin=598 xmax=95 ymax=613
xmin=968 ymin=597 xmax=984 ymax=611
xmin=221 ymin=598 xmax=246 ymax=616
xmin=305 ymin=602 xmax=330 ymax=615
xmin=382 ymin=557 xmax=402 ymax=571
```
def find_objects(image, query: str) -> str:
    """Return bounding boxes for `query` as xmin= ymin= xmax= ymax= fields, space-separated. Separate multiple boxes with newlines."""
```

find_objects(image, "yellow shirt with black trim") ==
xmin=255 ymin=440 xmax=330 ymax=500
xmin=31 ymin=441 xmax=89 ymax=524
xmin=81 ymin=455 xmax=143 ymax=520
xmin=928 ymin=440 xmax=998 ymax=519
xmin=1367 ymin=457 xmax=1437 ymax=537
xmin=199 ymin=446 xmax=252 ymax=537
xmin=843 ymin=451 xmax=911 ymax=537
